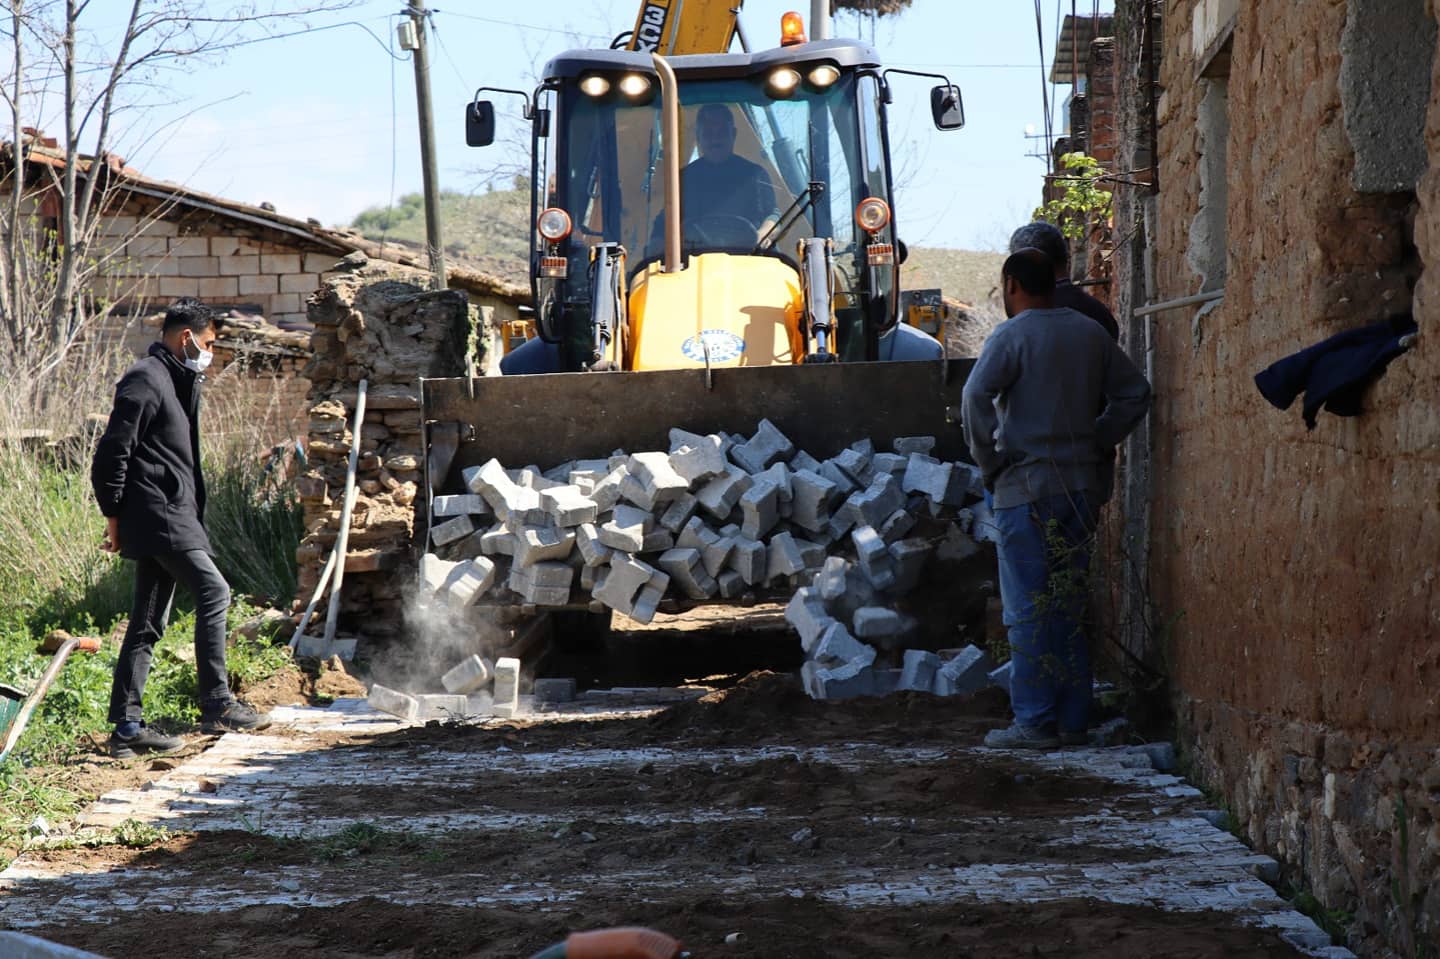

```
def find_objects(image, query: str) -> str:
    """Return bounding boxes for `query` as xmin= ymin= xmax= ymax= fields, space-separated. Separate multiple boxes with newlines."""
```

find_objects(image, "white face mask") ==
xmin=183 ymin=335 xmax=213 ymax=373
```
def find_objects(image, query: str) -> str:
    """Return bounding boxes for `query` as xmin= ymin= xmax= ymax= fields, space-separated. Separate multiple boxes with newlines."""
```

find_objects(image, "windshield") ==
xmin=554 ymin=73 xmax=869 ymax=279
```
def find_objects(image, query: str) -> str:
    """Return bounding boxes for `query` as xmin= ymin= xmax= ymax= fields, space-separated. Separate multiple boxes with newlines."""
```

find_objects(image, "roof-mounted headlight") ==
xmin=808 ymin=64 xmax=840 ymax=88
xmin=767 ymin=67 xmax=801 ymax=97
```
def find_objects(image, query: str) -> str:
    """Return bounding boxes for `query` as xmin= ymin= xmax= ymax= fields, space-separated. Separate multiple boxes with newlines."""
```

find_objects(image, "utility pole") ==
xmin=404 ymin=0 xmax=446 ymax=290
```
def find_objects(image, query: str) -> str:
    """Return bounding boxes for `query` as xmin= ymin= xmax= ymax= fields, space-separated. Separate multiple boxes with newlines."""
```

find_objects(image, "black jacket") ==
xmin=1254 ymin=314 xmax=1417 ymax=429
xmin=1054 ymin=278 xmax=1120 ymax=340
xmin=91 ymin=342 xmax=211 ymax=558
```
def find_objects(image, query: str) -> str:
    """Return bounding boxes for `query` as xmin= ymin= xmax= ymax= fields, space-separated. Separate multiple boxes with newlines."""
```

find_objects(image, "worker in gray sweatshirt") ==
xmin=962 ymin=248 xmax=1152 ymax=750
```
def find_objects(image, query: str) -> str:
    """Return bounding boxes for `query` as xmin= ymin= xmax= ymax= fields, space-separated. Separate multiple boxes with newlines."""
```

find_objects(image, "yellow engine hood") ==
xmin=626 ymin=253 xmax=804 ymax=371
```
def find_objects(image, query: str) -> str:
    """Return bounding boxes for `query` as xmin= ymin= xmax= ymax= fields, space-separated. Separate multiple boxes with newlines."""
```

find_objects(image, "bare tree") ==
xmin=0 ymin=0 xmax=353 ymax=388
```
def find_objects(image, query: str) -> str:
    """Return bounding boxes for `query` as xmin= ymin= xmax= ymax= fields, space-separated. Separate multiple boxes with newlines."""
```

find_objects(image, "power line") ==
xmin=17 ymin=15 xmax=405 ymax=85
xmin=434 ymin=8 xmax=611 ymax=43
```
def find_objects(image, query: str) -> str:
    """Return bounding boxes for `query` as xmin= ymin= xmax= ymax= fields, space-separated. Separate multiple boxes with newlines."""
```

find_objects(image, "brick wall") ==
xmin=1110 ymin=0 xmax=1440 ymax=953
xmin=85 ymin=193 xmax=348 ymax=328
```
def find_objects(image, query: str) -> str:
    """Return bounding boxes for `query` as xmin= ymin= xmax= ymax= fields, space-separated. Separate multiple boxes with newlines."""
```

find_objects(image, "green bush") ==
xmin=204 ymin=444 xmax=305 ymax=607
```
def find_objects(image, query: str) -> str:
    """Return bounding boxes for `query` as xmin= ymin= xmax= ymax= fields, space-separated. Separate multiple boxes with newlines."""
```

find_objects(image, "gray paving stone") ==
xmin=739 ymin=478 xmax=781 ymax=540
xmin=532 ymin=677 xmax=577 ymax=704
xmin=730 ymin=418 xmax=795 ymax=473
xmin=441 ymin=655 xmax=494 ymax=694
xmin=491 ymin=658 xmax=522 ymax=718
xmin=444 ymin=557 xmax=498 ymax=607
xmin=900 ymin=649 xmax=941 ymax=692
xmin=514 ymin=525 xmax=575 ymax=567
xmin=892 ymin=435 xmax=937 ymax=456
xmin=416 ymin=694 xmax=470 ymax=722
xmin=765 ymin=531 xmax=806 ymax=580
xmin=432 ymin=494 xmax=490 ymax=518
xmin=668 ymin=435 xmax=727 ymax=484
xmin=367 ymin=684 xmax=419 ymax=722
xmin=696 ymin=465 xmax=753 ymax=520
xmin=814 ymin=622 xmax=876 ymax=668
xmin=814 ymin=556 xmax=850 ymax=602
xmin=575 ymin=523 xmax=612 ymax=568
xmin=852 ymin=606 xmax=908 ymax=639
xmin=889 ymin=538 xmax=932 ymax=593
xmin=728 ymin=536 xmax=767 ymax=586
xmin=936 ymin=645 xmax=994 ymax=696
xmin=657 ymin=493 xmax=699 ymax=534
xmin=785 ymin=587 xmax=835 ymax=653
xmin=430 ymin=514 xmax=475 ymax=547
xmin=539 ymin=485 xmax=599 ymax=527
xmin=790 ymin=469 xmax=837 ymax=533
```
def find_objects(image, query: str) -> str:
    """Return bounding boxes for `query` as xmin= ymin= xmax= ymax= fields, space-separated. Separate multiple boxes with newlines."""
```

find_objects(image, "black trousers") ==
xmin=108 ymin=549 xmax=233 ymax=724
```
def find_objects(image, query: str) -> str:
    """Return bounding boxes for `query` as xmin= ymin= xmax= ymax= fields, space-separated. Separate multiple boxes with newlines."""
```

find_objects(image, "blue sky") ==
xmin=95 ymin=1 xmax=1113 ymax=251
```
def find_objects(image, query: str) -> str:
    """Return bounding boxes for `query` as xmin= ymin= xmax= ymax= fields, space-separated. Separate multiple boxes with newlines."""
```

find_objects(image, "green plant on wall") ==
xmin=1034 ymin=152 xmax=1114 ymax=242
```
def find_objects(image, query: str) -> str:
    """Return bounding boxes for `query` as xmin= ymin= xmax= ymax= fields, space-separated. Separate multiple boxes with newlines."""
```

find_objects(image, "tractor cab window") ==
xmin=556 ymin=71 xmax=870 ymax=285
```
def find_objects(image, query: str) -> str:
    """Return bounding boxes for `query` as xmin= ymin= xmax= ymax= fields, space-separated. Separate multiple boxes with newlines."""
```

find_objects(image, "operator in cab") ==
xmin=678 ymin=103 xmax=780 ymax=247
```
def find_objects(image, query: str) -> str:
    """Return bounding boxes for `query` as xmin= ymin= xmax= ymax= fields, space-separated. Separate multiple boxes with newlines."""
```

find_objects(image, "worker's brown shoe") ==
xmin=110 ymin=727 xmax=185 ymax=760
xmin=201 ymin=700 xmax=272 ymax=734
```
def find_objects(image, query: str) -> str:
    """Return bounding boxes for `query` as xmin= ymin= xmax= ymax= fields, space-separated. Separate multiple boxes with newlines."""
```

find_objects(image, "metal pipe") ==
xmin=323 ymin=378 xmax=367 ymax=646
xmin=1133 ymin=288 xmax=1224 ymax=316
xmin=652 ymin=53 xmax=683 ymax=273
xmin=812 ymin=0 xmax=832 ymax=39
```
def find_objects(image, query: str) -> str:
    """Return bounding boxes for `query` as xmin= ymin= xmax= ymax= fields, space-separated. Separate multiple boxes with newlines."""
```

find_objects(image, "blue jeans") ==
xmin=993 ymin=491 xmax=1098 ymax=733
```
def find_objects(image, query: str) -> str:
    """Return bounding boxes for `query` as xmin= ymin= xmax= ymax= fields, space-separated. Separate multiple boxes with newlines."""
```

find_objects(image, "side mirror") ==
xmin=930 ymin=84 xmax=964 ymax=130
xmin=466 ymin=100 xmax=495 ymax=147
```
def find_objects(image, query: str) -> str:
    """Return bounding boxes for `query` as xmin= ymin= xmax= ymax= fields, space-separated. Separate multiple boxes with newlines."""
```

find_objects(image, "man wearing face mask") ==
xmin=91 ymin=298 xmax=270 ymax=758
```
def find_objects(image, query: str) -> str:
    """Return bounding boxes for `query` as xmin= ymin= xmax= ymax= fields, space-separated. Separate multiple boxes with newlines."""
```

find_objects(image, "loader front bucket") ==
xmin=420 ymin=357 xmax=974 ymax=531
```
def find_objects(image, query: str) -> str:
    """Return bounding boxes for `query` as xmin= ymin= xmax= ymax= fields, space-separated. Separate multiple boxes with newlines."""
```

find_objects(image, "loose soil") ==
xmin=12 ymin=620 xmax=1306 ymax=958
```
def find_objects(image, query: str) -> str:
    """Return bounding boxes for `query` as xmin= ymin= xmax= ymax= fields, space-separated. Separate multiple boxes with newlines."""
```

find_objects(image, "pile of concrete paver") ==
xmin=406 ymin=417 xmax=1008 ymax=705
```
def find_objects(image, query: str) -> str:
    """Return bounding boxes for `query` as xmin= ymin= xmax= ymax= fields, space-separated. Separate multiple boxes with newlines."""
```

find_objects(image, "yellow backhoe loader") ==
xmin=422 ymin=5 xmax=976 ymax=622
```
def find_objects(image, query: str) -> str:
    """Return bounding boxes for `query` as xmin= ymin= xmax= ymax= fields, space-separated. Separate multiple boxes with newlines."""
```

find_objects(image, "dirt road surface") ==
xmin=0 ymin=623 xmax=1342 ymax=958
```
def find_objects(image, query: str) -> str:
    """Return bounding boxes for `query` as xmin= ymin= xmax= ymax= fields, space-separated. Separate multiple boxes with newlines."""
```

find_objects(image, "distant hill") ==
xmin=349 ymin=188 xmax=1002 ymax=305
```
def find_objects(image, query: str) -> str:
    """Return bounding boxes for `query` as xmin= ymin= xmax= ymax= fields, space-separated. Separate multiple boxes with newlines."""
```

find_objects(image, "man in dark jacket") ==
xmin=1008 ymin=221 xmax=1119 ymax=340
xmin=92 ymin=299 xmax=270 ymax=758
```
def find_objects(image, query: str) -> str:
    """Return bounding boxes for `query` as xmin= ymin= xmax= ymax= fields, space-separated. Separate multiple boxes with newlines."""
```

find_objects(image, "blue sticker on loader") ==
xmin=681 ymin=330 xmax=745 ymax=364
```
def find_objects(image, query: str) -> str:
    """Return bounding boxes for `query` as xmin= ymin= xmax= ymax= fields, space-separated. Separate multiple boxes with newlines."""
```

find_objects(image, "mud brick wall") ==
xmin=1134 ymin=0 xmax=1440 ymax=953
xmin=294 ymin=259 xmax=477 ymax=638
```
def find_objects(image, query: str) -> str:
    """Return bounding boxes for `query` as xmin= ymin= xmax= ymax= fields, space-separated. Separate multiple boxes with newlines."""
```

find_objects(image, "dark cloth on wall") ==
xmin=91 ymin=342 xmax=211 ymax=558
xmin=1253 ymin=314 xmax=1418 ymax=429
xmin=1054 ymin=278 xmax=1119 ymax=341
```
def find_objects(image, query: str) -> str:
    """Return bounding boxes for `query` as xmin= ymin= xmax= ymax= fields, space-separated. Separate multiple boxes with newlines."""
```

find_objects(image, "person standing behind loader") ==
xmin=1008 ymin=220 xmax=1119 ymax=340
xmin=91 ymin=298 xmax=270 ymax=759
xmin=962 ymin=250 xmax=1150 ymax=749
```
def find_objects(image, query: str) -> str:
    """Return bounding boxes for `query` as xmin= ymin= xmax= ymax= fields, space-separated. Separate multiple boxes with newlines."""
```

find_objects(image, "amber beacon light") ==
xmin=780 ymin=11 xmax=807 ymax=46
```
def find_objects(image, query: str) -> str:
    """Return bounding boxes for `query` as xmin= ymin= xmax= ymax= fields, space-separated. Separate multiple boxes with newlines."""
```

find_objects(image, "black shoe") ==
xmin=110 ymin=726 xmax=185 ymax=759
xmin=1059 ymin=729 xmax=1090 ymax=747
xmin=201 ymin=700 xmax=272 ymax=734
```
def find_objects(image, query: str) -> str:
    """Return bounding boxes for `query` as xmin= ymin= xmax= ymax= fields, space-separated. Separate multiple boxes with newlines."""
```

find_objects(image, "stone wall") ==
xmin=1118 ymin=0 xmax=1440 ymax=953
xmin=294 ymin=258 xmax=489 ymax=639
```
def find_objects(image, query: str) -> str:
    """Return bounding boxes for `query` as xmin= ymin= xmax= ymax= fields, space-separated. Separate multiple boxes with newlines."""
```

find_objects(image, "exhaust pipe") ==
xmin=652 ymin=53 xmax=683 ymax=273
xmin=811 ymin=0 xmax=831 ymax=40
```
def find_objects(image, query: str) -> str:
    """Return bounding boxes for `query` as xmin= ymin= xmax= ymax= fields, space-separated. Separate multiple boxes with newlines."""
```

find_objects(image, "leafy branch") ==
xmin=1035 ymin=152 xmax=1114 ymax=242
